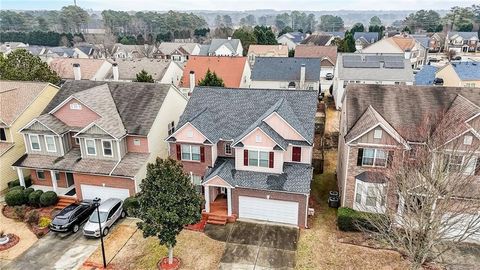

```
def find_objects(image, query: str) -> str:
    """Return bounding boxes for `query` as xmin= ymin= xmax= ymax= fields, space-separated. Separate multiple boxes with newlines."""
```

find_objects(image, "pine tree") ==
xmin=134 ymin=158 xmax=203 ymax=265
xmin=134 ymin=69 xmax=154 ymax=83
xmin=0 ymin=49 xmax=60 ymax=84
xmin=198 ymin=69 xmax=225 ymax=87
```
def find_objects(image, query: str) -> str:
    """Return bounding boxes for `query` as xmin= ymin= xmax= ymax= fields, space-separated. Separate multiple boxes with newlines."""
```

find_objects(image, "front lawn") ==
xmin=295 ymin=150 xmax=410 ymax=270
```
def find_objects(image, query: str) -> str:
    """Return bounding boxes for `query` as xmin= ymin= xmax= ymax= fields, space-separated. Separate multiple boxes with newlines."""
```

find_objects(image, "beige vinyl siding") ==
xmin=119 ymin=137 xmax=127 ymax=158
xmin=78 ymin=137 xmax=118 ymax=161
xmin=81 ymin=125 xmax=112 ymax=137
xmin=22 ymin=121 xmax=55 ymax=135
xmin=0 ymin=84 xmax=59 ymax=191
xmin=24 ymin=133 xmax=62 ymax=157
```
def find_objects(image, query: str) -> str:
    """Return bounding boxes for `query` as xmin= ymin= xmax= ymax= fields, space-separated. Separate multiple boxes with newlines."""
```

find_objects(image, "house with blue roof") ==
xmin=277 ymin=32 xmax=308 ymax=50
xmin=415 ymin=65 xmax=438 ymax=86
xmin=436 ymin=61 xmax=480 ymax=88
xmin=354 ymin=32 xmax=380 ymax=51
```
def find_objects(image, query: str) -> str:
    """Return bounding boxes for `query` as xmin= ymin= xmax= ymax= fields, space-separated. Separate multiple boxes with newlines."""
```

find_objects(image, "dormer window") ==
xmin=85 ymin=139 xmax=96 ymax=155
xmin=168 ymin=121 xmax=175 ymax=136
xmin=225 ymin=142 xmax=232 ymax=155
xmin=45 ymin=135 xmax=56 ymax=152
xmin=102 ymin=140 xmax=113 ymax=157
xmin=373 ymin=129 xmax=383 ymax=139
xmin=464 ymin=135 xmax=473 ymax=145
xmin=70 ymin=102 xmax=82 ymax=110
xmin=29 ymin=134 xmax=41 ymax=151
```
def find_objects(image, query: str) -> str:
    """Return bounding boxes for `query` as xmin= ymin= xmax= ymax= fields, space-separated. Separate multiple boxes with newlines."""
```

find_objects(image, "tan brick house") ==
xmin=13 ymin=80 xmax=187 ymax=201
xmin=166 ymin=87 xmax=317 ymax=227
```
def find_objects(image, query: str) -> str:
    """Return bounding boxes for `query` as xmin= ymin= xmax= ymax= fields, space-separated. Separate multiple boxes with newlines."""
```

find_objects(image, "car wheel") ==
xmin=103 ymin=227 xmax=109 ymax=237
xmin=121 ymin=211 xmax=126 ymax=218
xmin=72 ymin=224 xmax=79 ymax=233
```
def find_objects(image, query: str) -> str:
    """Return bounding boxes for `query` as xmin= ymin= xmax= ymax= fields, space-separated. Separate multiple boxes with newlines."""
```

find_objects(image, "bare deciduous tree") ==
xmin=356 ymin=112 xmax=480 ymax=269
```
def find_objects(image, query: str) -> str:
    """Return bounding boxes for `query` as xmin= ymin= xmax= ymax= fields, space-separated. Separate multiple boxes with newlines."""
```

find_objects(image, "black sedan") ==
xmin=50 ymin=201 xmax=96 ymax=233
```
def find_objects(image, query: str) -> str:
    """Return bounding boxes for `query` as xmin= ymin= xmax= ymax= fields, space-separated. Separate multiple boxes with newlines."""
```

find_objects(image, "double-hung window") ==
xmin=86 ymin=139 xmax=96 ymax=155
xmin=447 ymin=154 xmax=477 ymax=175
xmin=354 ymin=181 xmax=386 ymax=213
xmin=45 ymin=135 xmax=56 ymax=152
xmin=102 ymin=140 xmax=113 ymax=157
xmin=225 ymin=143 xmax=232 ymax=155
xmin=248 ymin=150 xmax=270 ymax=168
xmin=167 ymin=121 xmax=175 ymax=136
xmin=29 ymin=134 xmax=41 ymax=151
xmin=181 ymin=145 xmax=200 ymax=161
xmin=361 ymin=148 xmax=387 ymax=167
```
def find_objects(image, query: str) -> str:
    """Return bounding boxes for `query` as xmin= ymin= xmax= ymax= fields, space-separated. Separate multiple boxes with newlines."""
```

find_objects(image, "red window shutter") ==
xmin=292 ymin=147 xmax=302 ymax=162
xmin=269 ymin=152 xmax=274 ymax=168
xmin=176 ymin=144 xmax=181 ymax=160
xmin=244 ymin=149 xmax=249 ymax=166
xmin=200 ymin=146 xmax=205 ymax=162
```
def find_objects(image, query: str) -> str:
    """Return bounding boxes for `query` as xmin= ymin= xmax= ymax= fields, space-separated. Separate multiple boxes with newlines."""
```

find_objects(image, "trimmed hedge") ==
xmin=337 ymin=207 xmax=386 ymax=232
xmin=28 ymin=190 xmax=44 ymax=207
xmin=123 ymin=196 xmax=140 ymax=216
xmin=7 ymin=177 xmax=32 ymax=189
xmin=5 ymin=190 xmax=26 ymax=206
xmin=23 ymin=187 xmax=35 ymax=200
xmin=9 ymin=186 xmax=25 ymax=192
xmin=39 ymin=191 xmax=58 ymax=206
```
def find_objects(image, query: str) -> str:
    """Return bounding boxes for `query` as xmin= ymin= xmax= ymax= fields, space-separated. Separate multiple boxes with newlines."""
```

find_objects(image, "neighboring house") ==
xmin=414 ymin=65 xmax=438 ymax=85
xmin=26 ymin=45 xmax=48 ymax=57
xmin=107 ymin=58 xmax=183 ymax=86
xmin=250 ymin=57 xmax=321 ymax=91
xmin=430 ymin=33 xmax=446 ymax=52
xmin=166 ymin=87 xmax=317 ymax=227
xmin=247 ymin=45 xmax=289 ymax=66
xmin=300 ymin=34 xmax=334 ymax=46
xmin=0 ymin=81 xmax=59 ymax=192
xmin=180 ymin=56 xmax=251 ymax=93
xmin=49 ymin=58 xmax=113 ymax=81
xmin=12 ymin=81 xmax=188 ymax=201
xmin=354 ymin=32 xmax=380 ymax=51
xmin=154 ymin=42 xmax=201 ymax=62
xmin=294 ymin=45 xmax=337 ymax=77
xmin=445 ymin=32 xmax=479 ymax=53
xmin=199 ymin=38 xmax=243 ymax=56
xmin=277 ymin=32 xmax=308 ymax=50
xmin=0 ymin=42 xmax=28 ymax=55
xmin=112 ymin=44 xmax=154 ymax=59
xmin=436 ymin=61 xmax=480 ymax=88
xmin=74 ymin=44 xmax=96 ymax=58
xmin=361 ymin=36 xmax=428 ymax=68
xmin=333 ymin=53 xmax=414 ymax=109
xmin=337 ymin=84 xmax=480 ymax=243
xmin=45 ymin=47 xmax=79 ymax=59
xmin=324 ymin=32 xmax=345 ymax=39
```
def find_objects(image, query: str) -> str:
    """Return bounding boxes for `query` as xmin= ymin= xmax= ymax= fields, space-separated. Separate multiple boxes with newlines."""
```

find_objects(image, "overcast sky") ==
xmin=1 ymin=0 xmax=477 ymax=11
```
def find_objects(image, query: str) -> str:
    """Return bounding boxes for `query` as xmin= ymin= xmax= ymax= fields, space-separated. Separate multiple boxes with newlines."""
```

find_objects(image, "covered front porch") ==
xmin=202 ymin=184 xmax=237 ymax=225
xmin=15 ymin=167 xmax=77 ymax=198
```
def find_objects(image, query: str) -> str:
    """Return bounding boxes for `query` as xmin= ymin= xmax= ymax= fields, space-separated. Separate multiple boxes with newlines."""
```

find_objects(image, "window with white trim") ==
xmin=446 ymin=154 xmax=477 ymax=175
xmin=181 ymin=144 xmax=200 ymax=161
xmin=70 ymin=103 xmax=82 ymax=110
xmin=102 ymin=140 xmax=113 ymax=157
xmin=36 ymin=170 xmax=45 ymax=180
xmin=354 ymin=181 xmax=386 ymax=213
xmin=225 ymin=142 xmax=232 ymax=155
xmin=167 ymin=121 xmax=175 ymax=136
xmin=373 ymin=129 xmax=383 ymax=139
xmin=362 ymin=148 xmax=387 ymax=167
xmin=248 ymin=150 xmax=269 ymax=167
xmin=85 ymin=139 xmax=96 ymax=155
xmin=45 ymin=135 xmax=56 ymax=152
xmin=29 ymin=134 xmax=41 ymax=151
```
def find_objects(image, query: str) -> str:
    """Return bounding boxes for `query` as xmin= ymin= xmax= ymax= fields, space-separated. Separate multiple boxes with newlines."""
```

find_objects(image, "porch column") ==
xmin=227 ymin=187 xmax=232 ymax=217
xmin=16 ymin=167 xmax=25 ymax=187
xmin=204 ymin=185 xmax=210 ymax=213
xmin=50 ymin=170 xmax=58 ymax=193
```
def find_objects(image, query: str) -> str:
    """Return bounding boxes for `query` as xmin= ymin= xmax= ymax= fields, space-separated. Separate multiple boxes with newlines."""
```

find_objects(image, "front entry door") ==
xmin=66 ymin=173 xmax=74 ymax=187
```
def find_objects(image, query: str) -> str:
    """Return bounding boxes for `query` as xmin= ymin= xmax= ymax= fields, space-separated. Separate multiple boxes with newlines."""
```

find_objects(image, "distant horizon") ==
xmin=1 ymin=0 xmax=477 ymax=12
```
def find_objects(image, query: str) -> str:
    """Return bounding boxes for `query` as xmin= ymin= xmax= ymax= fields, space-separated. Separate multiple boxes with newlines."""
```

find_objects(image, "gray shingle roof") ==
xmin=207 ymin=39 xmax=241 ymax=54
xmin=448 ymin=32 xmax=479 ymax=40
xmin=109 ymin=58 xmax=173 ymax=81
xmin=281 ymin=32 xmax=307 ymax=43
xmin=176 ymin=87 xmax=317 ymax=145
xmin=204 ymin=158 xmax=312 ymax=194
xmin=354 ymin=32 xmax=379 ymax=44
xmin=44 ymin=80 xmax=173 ymax=136
xmin=251 ymin=57 xmax=321 ymax=81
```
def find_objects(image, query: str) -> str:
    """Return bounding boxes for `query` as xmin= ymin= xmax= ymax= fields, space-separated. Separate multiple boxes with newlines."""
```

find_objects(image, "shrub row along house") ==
xmin=337 ymin=84 xmax=480 ymax=242
xmin=11 ymin=81 xmax=187 ymax=201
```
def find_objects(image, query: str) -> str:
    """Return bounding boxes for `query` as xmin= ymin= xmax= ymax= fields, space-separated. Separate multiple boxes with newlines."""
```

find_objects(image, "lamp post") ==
xmin=93 ymin=197 xmax=107 ymax=268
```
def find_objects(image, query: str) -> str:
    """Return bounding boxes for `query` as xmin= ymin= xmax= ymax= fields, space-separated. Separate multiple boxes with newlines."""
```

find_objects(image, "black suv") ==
xmin=50 ymin=201 xmax=96 ymax=233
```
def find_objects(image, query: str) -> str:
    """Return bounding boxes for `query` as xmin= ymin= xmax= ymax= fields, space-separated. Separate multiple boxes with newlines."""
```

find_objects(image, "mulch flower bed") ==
xmin=2 ymin=205 xmax=57 ymax=238
xmin=0 ymin=234 xmax=20 ymax=251
xmin=158 ymin=257 xmax=181 ymax=270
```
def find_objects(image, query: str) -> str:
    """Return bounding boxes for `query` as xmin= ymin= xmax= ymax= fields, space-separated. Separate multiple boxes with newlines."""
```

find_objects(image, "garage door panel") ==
xmin=81 ymin=185 xmax=130 ymax=202
xmin=239 ymin=196 xmax=299 ymax=225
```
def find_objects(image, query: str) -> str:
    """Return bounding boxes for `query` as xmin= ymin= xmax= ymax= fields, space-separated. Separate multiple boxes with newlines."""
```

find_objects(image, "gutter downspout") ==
xmin=109 ymin=139 xmax=122 ymax=176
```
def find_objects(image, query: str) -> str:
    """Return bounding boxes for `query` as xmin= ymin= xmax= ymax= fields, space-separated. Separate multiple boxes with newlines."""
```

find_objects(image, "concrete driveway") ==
xmin=206 ymin=221 xmax=299 ymax=270
xmin=3 ymin=230 xmax=99 ymax=270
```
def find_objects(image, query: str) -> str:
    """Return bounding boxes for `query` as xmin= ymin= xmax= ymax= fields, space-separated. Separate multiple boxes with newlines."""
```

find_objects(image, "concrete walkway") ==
xmin=0 ymin=210 xmax=38 ymax=268
xmin=206 ymin=221 xmax=299 ymax=270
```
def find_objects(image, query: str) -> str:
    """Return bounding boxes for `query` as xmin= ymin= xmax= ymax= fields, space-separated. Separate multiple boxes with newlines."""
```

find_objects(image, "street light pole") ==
xmin=93 ymin=197 xmax=107 ymax=268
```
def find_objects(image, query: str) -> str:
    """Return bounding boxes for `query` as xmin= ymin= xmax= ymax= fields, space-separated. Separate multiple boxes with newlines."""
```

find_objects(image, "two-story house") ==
xmin=332 ymin=53 xmax=414 ymax=109
xmin=199 ymin=38 xmax=243 ymax=56
xmin=247 ymin=45 xmax=288 ymax=66
xmin=294 ymin=45 xmax=338 ymax=78
xmin=337 ymin=84 xmax=480 ymax=242
xmin=0 ymin=81 xmax=59 ymax=192
xmin=250 ymin=57 xmax=321 ymax=91
xmin=12 ymin=81 xmax=187 ymax=201
xmin=429 ymin=33 xmax=446 ymax=52
xmin=277 ymin=32 xmax=308 ymax=50
xmin=354 ymin=32 xmax=380 ymax=51
xmin=154 ymin=42 xmax=201 ymax=62
xmin=166 ymin=87 xmax=317 ymax=227
xmin=445 ymin=32 xmax=479 ymax=53
xmin=436 ymin=61 xmax=480 ymax=88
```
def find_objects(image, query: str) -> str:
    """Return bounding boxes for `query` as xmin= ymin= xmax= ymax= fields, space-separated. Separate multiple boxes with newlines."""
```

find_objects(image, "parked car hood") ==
xmin=51 ymin=216 xmax=70 ymax=226
xmin=83 ymin=221 xmax=104 ymax=232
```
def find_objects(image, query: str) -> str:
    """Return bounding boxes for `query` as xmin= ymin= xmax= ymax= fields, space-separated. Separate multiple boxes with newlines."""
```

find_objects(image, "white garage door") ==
xmin=80 ymin=185 xmax=130 ymax=202
xmin=238 ymin=196 xmax=299 ymax=225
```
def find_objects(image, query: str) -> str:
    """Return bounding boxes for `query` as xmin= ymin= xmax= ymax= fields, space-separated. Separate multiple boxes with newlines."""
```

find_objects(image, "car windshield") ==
xmin=89 ymin=211 xmax=108 ymax=223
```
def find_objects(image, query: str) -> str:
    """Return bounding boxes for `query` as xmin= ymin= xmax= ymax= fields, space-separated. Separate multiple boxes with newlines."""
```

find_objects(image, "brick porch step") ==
xmin=55 ymin=196 xmax=77 ymax=209
xmin=206 ymin=215 xmax=228 ymax=225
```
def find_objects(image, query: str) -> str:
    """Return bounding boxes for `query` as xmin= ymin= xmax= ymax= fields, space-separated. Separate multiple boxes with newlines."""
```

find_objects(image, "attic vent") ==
xmin=70 ymin=103 xmax=82 ymax=110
